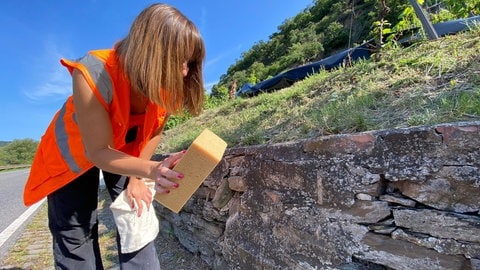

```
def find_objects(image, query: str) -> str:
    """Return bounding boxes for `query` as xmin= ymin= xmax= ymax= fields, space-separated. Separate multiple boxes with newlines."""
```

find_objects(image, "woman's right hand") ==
xmin=154 ymin=151 xmax=186 ymax=193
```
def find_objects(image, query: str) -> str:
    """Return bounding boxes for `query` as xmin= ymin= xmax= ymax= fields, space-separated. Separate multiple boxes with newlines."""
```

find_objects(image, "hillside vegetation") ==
xmin=157 ymin=26 xmax=480 ymax=153
xmin=0 ymin=139 xmax=38 ymax=166
xmin=209 ymin=0 xmax=480 ymax=100
xmin=3 ymin=1 xmax=479 ymax=165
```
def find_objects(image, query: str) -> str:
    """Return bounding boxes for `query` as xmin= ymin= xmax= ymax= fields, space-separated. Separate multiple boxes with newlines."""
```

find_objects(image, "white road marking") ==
xmin=0 ymin=198 xmax=46 ymax=248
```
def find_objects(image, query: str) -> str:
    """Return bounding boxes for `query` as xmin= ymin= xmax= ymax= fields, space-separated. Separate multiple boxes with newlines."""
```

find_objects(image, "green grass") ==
xmin=157 ymin=27 xmax=480 ymax=153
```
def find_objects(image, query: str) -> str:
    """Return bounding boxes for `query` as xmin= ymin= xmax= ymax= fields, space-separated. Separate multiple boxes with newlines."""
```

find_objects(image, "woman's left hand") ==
xmin=126 ymin=178 xmax=152 ymax=217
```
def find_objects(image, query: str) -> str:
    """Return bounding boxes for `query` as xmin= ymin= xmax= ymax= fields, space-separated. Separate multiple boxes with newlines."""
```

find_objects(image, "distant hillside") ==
xmin=211 ymin=0 xmax=379 ymax=96
xmin=158 ymin=26 xmax=480 ymax=153
xmin=209 ymin=0 xmax=480 ymax=101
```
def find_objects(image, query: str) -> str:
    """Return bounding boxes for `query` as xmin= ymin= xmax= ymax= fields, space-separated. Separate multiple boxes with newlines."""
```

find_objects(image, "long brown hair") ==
xmin=116 ymin=3 xmax=205 ymax=116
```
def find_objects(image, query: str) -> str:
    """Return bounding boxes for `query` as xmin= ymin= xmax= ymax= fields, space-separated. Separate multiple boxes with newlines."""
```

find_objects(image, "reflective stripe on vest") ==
xmin=55 ymin=103 xmax=82 ymax=173
xmin=54 ymin=54 xmax=114 ymax=173
xmin=78 ymin=54 xmax=113 ymax=104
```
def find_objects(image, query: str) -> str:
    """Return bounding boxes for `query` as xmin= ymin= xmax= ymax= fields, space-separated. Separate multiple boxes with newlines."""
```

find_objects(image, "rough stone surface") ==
xmin=154 ymin=121 xmax=480 ymax=269
xmin=360 ymin=233 xmax=470 ymax=270
xmin=393 ymin=208 xmax=480 ymax=243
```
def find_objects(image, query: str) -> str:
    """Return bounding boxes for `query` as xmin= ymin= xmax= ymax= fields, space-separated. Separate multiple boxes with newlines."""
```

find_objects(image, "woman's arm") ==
xmin=72 ymin=68 xmax=161 ymax=179
xmin=72 ymin=69 xmax=183 ymax=214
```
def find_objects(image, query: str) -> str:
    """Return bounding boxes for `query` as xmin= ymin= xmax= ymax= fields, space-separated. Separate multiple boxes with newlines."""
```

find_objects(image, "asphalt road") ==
xmin=0 ymin=169 xmax=30 ymax=232
xmin=0 ymin=169 xmax=41 ymax=260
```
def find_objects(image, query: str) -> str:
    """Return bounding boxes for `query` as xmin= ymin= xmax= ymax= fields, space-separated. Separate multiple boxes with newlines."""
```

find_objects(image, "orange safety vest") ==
xmin=23 ymin=49 xmax=167 ymax=206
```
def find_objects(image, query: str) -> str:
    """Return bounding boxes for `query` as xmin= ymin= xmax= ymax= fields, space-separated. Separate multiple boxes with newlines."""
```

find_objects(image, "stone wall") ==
xmin=153 ymin=121 xmax=480 ymax=270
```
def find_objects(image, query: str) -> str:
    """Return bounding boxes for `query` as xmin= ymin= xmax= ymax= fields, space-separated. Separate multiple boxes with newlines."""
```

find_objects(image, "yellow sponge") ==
xmin=154 ymin=128 xmax=227 ymax=213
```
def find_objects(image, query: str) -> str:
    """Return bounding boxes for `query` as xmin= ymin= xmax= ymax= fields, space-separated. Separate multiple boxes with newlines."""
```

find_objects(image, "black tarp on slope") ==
xmin=236 ymin=41 xmax=374 ymax=97
xmin=237 ymin=16 xmax=480 ymax=97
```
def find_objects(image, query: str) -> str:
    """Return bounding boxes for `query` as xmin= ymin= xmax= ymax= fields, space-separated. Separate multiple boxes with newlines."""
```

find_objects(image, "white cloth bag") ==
xmin=110 ymin=179 xmax=159 ymax=254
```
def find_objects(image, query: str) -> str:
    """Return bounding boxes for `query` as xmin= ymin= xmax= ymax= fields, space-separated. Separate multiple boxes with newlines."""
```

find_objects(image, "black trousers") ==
xmin=47 ymin=167 xmax=160 ymax=270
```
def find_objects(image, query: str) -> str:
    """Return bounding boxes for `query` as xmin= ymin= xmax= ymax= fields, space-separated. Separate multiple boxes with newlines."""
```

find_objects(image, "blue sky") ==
xmin=0 ymin=0 xmax=312 ymax=141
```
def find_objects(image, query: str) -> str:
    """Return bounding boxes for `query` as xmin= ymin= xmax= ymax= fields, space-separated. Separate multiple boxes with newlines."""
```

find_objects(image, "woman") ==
xmin=23 ymin=3 xmax=205 ymax=269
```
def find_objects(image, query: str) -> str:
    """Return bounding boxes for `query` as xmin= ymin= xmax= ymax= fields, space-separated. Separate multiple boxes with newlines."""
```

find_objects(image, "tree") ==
xmin=0 ymin=139 xmax=38 ymax=165
xmin=440 ymin=0 xmax=480 ymax=17
xmin=210 ymin=84 xmax=230 ymax=101
xmin=323 ymin=21 xmax=348 ymax=51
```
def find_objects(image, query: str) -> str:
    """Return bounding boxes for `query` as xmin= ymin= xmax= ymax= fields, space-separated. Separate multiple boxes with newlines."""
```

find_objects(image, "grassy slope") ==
xmin=157 ymin=27 xmax=480 ymax=154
